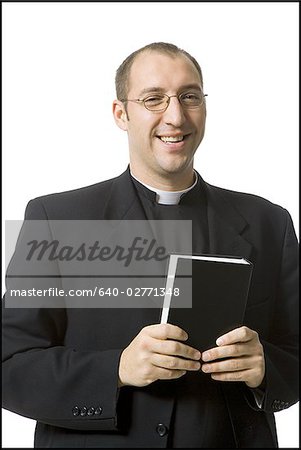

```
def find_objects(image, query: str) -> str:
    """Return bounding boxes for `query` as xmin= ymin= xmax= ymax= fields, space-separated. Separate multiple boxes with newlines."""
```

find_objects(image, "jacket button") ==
xmin=80 ymin=406 xmax=88 ymax=416
xmin=156 ymin=423 xmax=168 ymax=437
xmin=87 ymin=407 xmax=95 ymax=416
xmin=95 ymin=406 xmax=103 ymax=415
xmin=72 ymin=406 xmax=80 ymax=416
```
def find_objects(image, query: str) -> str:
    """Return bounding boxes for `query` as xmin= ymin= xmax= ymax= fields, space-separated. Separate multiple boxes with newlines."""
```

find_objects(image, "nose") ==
xmin=163 ymin=96 xmax=186 ymax=127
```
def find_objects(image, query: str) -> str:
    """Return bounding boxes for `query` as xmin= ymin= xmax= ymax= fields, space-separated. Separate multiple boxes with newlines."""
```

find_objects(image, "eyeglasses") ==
xmin=121 ymin=91 xmax=208 ymax=112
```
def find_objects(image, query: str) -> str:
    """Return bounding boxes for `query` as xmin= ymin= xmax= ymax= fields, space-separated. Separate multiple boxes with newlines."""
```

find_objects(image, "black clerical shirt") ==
xmin=130 ymin=173 xmax=210 ymax=256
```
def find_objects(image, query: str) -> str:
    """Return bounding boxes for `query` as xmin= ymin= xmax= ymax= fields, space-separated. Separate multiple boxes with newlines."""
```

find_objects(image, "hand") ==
xmin=118 ymin=323 xmax=201 ymax=387
xmin=201 ymin=326 xmax=265 ymax=388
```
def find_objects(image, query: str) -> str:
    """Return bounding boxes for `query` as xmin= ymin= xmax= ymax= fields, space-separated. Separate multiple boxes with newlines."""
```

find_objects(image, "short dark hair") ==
xmin=115 ymin=42 xmax=204 ymax=101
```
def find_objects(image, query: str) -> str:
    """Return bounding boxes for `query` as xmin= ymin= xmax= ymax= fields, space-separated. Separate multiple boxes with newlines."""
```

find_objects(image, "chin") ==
xmin=156 ymin=158 xmax=193 ymax=176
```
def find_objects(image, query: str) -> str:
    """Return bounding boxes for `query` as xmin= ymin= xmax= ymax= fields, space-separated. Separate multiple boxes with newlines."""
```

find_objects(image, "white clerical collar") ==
xmin=131 ymin=171 xmax=198 ymax=205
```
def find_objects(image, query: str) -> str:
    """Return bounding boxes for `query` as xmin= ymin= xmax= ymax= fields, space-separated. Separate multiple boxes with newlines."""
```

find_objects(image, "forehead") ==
xmin=128 ymin=51 xmax=202 ymax=95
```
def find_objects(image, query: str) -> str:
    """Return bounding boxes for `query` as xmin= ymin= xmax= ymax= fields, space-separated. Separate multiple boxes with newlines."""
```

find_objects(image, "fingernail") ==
xmin=216 ymin=337 xmax=224 ymax=346
xmin=202 ymin=352 xmax=210 ymax=361
xmin=202 ymin=364 xmax=210 ymax=373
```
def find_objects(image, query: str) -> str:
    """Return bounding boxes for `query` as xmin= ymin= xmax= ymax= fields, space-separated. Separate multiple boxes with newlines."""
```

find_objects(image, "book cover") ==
xmin=160 ymin=254 xmax=253 ymax=352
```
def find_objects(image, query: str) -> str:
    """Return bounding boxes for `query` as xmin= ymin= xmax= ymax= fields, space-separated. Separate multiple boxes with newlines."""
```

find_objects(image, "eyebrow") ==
xmin=138 ymin=84 xmax=203 ymax=97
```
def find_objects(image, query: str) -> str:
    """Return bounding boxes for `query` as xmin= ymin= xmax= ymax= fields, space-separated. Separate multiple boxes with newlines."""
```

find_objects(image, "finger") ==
xmin=155 ymin=367 xmax=188 ymax=381
xmin=210 ymin=369 xmax=250 ymax=383
xmin=202 ymin=343 xmax=247 ymax=362
xmin=151 ymin=354 xmax=201 ymax=372
xmin=152 ymin=339 xmax=201 ymax=361
xmin=143 ymin=323 xmax=189 ymax=342
xmin=215 ymin=326 xmax=255 ymax=346
xmin=202 ymin=355 xmax=252 ymax=374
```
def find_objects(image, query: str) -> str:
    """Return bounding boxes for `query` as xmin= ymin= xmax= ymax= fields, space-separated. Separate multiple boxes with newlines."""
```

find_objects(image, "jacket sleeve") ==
xmin=262 ymin=209 xmax=299 ymax=412
xmin=2 ymin=198 xmax=122 ymax=431
xmin=245 ymin=209 xmax=299 ymax=413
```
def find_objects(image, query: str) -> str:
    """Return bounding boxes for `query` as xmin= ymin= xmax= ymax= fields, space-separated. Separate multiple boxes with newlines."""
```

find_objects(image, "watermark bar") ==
xmin=5 ymin=220 xmax=193 ymax=308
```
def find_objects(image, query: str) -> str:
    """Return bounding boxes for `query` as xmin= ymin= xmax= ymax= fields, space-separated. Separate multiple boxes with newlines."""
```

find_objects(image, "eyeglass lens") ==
xmin=144 ymin=92 xmax=204 ymax=111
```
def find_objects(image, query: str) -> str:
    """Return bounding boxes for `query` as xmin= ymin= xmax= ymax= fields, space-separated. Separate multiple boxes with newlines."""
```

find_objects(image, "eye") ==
xmin=144 ymin=95 xmax=165 ymax=106
xmin=181 ymin=92 xmax=200 ymax=100
xmin=184 ymin=93 xmax=197 ymax=99
xmin=180 ymin=91 xmax=203 ymax=106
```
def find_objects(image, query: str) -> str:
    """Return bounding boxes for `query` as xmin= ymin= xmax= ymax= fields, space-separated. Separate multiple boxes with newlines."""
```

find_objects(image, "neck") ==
xmin=130 ymin=165 xmax=195 ymax=191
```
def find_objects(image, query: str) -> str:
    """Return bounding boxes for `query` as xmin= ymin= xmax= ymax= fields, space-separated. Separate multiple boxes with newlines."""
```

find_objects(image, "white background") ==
xmin=2 ymin=2 xmax=299 ymax=448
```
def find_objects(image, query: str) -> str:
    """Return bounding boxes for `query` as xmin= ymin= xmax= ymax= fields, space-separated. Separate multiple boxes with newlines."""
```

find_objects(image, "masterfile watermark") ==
xmin=5 ymin=220 xmax=193 ymax=308
xmin=26 ymin=237 xmax=168 ymax=266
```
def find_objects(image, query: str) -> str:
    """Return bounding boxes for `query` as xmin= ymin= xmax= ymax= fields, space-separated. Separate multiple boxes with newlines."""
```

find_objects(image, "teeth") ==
xmin=160 ymin=136 xmax=184 ymax=143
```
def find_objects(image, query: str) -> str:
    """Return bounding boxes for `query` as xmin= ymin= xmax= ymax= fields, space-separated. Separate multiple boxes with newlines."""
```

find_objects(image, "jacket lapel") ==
xmin=205 ymin=183 xmax=253 ymax=261
xmin=102 ymin=168 xmax=147 ymax=221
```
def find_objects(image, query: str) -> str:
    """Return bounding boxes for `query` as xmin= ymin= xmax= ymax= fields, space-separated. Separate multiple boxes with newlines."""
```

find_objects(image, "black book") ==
xmin=160 ymin=254 xmax=253 ymax=352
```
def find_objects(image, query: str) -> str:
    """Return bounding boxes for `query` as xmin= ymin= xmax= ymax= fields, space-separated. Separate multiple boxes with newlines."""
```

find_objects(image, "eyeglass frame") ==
xmin=120 ymin=91 xmax=208 ymax=112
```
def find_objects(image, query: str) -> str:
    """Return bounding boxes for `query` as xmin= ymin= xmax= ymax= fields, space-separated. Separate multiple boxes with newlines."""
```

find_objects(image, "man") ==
xmin=2 ymin=43 xmax=298 ymax=448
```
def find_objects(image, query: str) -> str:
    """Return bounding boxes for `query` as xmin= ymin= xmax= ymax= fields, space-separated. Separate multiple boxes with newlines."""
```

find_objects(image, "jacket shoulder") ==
xmin=24 ymin=173 xmax=121 ymax=219
xmin=205 ymin=182 xmax=294 ymax=235
xmin=208 ymin=183 xmax=287 ymax=215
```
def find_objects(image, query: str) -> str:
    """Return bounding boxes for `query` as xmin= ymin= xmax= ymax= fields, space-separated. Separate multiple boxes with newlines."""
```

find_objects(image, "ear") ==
xmin=113 ymin=100 xmax=128 ymax=131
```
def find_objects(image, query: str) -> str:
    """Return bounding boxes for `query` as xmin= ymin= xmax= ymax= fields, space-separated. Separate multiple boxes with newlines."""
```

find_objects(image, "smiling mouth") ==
xmin=157 ymin=134 xmax=189 ymax=143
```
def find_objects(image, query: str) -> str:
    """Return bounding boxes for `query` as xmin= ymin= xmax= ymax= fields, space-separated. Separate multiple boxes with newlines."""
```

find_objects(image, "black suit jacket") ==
xmin=2 ymin=168 xmax=299 ymax=448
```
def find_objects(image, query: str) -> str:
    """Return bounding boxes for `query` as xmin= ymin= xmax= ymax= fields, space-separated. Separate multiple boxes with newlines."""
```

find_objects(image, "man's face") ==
xmin=114 ymin=51 xmax=206 ymax=185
